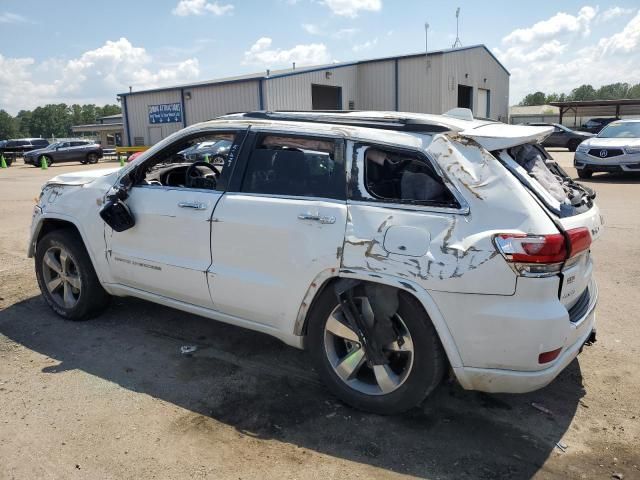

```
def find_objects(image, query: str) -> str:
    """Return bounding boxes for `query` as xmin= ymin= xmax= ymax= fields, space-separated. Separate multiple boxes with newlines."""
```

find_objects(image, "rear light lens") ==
xmin=567 ymin=227 xmax=591 ymax=257
xmin=538 ymin=347 xmax=562 ymax=364
xmin=495 ymin=233 xmax=566 ymax=263
xmin=495 ymin=228 xmax=592 ymax=277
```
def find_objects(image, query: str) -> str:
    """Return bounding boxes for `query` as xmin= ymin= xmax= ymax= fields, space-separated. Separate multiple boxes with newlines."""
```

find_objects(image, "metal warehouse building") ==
xmin=119 ymin=44 xmax=509 ymax=147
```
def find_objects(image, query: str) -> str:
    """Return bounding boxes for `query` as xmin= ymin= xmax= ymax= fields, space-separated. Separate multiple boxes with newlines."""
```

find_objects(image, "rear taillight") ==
xmin=494 ymin=227 xmax=591 ymax=277
xmin=567 ymin=227 xmax=591 ymax=257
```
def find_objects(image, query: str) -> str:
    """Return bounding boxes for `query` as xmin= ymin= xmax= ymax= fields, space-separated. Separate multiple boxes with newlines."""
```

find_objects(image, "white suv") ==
xmin=28 ymin=110 xmax=601 ymax=414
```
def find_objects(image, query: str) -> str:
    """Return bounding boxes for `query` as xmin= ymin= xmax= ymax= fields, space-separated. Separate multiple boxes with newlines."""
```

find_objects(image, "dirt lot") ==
xmin=1 ymin=154 xmax=639 ymax=480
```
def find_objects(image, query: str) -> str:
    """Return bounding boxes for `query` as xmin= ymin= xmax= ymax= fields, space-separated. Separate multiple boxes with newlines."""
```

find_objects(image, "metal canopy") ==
xmin=549 ymin=99 xmax=640 ymax=123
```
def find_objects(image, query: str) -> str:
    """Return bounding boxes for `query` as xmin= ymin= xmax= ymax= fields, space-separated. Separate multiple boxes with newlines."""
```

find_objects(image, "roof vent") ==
xmin=443 ymin=108 xmax=474 ymax=121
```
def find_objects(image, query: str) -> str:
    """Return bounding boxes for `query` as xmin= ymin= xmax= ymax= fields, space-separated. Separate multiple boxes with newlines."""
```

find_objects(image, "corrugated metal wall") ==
xmin=264 ymin=66 xmax=358 ymax=110
xmin=356 ymin=60 xmax=396 ymax=110
xmin=185 ymin=80 xmax=260 ymax=124
xmin=438 ymin=48 xmax=509 ymax=121
xmin=122 ymin=47 xmax=510 ymax=145
xmin=397 ymin=55 xmax=443 ymax=113
xmin=124 ymin=90 xmax=183 ymax=146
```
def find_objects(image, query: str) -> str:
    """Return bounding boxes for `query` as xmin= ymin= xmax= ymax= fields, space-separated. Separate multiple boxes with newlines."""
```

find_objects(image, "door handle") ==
xmin=178 ymin=201 xmax=207 ymax=210
xmin=298 ymin=213 xmax=336 ymax=224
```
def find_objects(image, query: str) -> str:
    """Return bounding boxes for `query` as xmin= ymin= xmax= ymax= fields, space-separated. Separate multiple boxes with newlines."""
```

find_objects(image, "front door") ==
xmin=208 ymin=131 xmax=347 ymax=332
xmin=105 ymin=128 xmax=243 ymax=308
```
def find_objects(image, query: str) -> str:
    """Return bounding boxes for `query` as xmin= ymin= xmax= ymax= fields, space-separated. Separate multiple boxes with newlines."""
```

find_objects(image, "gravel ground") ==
xmin=1 ymin=153 xmax=639 ymax=480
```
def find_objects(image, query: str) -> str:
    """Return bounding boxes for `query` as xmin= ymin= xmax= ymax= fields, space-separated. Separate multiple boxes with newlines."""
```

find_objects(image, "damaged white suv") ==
xmin=29 ymin=110 xmax=601 ymax=414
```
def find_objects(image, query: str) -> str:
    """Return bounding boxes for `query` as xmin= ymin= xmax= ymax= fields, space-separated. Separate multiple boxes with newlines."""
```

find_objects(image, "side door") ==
xmin=208 ymin=131 xmax=347 ymax=332
xmin=55 ymin=142 xmax=72 ymax=162
xmin=105 ymin=128 xmax=245 ymax=308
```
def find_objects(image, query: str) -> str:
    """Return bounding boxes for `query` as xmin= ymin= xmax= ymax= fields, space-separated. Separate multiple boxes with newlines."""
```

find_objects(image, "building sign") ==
xmin=148 ymin=103 xmax=183 ymax=124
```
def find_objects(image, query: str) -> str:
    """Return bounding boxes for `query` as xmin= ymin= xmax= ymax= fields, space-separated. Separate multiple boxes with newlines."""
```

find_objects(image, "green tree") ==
xmin=15 ymin=111 xmax=33 ymax=137
xmin=595 ymin=82 xmax=630 ymax=99
xmin=98 ymin=104 xmax=121 ymax=117
xmin=519 ymin=91 xmax=547 ymax=106
xmin=29 ymin=104 xmax=73 ymax=138
xmin=568 ymin=84 xmax=597 ymax=101
xmin=0 ymin=110 xmax=19 ymax=139
xmin=628 ymin=83 xmax=640 ymax=99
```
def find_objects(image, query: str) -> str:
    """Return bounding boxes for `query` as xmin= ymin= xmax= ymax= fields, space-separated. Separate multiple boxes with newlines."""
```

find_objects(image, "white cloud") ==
xmin=352 ymin=38 xmax=378 ymax=52
xmin=0 ymin=38 xmax=200 ymax=114
xmin=503 ymin=6 xmax=596 ymax=44
xmin=0 ymin=12 xmax=30 ymax=23
xmin=302 ymin=23 xmax=321 ymax=35
xmin=172 ymin=0 xmax=234 ymax=16
xmin=322 ymin=0 xmax=381 ymax=17
xmin=494 ymin=8 xmax=640 ymax=104
xmin=600 ymin=6 xmax=634 ymax=22
xmin=333 ymin=27 xmax=360 ymax=38
xmin=243 ymin=37 xmax=331 ymax=67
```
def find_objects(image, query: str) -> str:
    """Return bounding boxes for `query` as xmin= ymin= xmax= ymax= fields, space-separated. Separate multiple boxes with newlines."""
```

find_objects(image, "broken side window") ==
xmin=362 ymin=146 xmax=456 ymax=206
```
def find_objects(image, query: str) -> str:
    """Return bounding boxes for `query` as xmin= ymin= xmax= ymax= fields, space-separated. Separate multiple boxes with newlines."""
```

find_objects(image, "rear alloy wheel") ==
xmin=578 ymin=169 xmax=593 ymax=179
xmin=308 ymin=287 xmax=446 ymax=414
xmin=35 ymin=230 xmax=110 ymax=320
xmin=86 ymin=153 xmax=99 ymax=164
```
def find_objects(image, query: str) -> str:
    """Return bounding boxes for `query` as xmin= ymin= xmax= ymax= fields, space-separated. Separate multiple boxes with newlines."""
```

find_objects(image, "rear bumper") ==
xmin=452 ymin=279 xmax=598 ymax=393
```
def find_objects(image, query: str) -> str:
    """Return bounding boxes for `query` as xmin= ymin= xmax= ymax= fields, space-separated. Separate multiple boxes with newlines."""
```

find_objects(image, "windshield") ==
xmin=597 ymin=122 xmax=640 ymax=138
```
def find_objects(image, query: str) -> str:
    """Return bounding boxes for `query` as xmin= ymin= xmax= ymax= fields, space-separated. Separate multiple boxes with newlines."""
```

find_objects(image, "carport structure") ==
xmin=550 ymin=99 xmax=640 ymax=124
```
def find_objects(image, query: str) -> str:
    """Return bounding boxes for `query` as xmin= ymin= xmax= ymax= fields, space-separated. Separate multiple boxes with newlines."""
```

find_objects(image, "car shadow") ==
xmin=0 ymin=295 xmax=586 ymax=479
xmin=573 ymin=172 xmax=640 ymax=184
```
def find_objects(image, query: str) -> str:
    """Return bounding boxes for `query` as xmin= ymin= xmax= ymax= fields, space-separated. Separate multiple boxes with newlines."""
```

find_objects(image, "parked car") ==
xmin=574 ymin=119 xmax=640 ymax=178
xmin=0 ymin=138 xmax=50 ymax=165
xmin=178 ymin=139 xmax=232 ymax=164
xmin=581 ymin=117 xmax=617 ymax=134
xmin=23 ymin=140 xmax=103 ymax=167
xmin=529 ymin=122 xmax=594 ymax=151
xmin=29 ymin=110 xmax=600 ymax=414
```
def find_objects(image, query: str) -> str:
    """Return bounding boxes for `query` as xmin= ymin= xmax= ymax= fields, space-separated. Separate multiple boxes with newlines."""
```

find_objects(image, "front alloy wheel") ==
xmin=41 ymin=246 xmax=82 ymax=309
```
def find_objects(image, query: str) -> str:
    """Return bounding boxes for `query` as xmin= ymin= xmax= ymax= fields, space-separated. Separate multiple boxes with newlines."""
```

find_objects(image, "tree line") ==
xmin=519 ymin=82 xmax=640 ymax=106
xmin=0 ymin=104 xmax=122 ymax=140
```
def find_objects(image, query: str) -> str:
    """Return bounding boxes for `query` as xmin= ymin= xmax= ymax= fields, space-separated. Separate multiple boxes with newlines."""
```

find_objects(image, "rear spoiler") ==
xmin=460 ymin=124 xmax=553 ymax=151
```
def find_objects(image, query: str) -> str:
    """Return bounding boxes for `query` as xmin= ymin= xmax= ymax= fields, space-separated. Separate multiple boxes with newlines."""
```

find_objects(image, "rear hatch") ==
xmin=462 ymin=123 xmax=603 ymax=313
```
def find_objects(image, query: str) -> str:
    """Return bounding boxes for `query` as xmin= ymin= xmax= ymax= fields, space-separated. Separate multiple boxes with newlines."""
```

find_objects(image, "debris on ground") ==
xmin=531 ymin=402 xmax=553 ymax=415
xmin=555 ymin=442 xmax=567 ymax=452
xmin=180 ymin=345 xmax=198 ymax=355
xmin=612 ymin=473 xmax=624 ymax=480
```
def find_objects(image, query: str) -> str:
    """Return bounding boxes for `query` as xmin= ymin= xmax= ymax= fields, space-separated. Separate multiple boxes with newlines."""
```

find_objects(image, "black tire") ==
xmin=567 ymin=139 xmax=581 ymax=152
xmin=35 ymin=229 xmax=110 ymax=320
xmin=308 ymin=286 xmax=446 ymax=414
xmin=577 ymin=169 xmax=593 ymax=179
xmin=86 ymin=153 xmax=99 ymax=164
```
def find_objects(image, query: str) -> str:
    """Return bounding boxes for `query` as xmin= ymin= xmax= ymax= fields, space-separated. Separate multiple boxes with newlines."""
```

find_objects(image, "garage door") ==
xmin=312 ymin=85 xmax=342 ymax=110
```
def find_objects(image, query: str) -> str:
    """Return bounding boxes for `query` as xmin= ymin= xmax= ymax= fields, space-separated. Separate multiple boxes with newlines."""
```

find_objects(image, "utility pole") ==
xmin=452 ymin=7 xmax=462 ymax=48
xmin=425 ymin=22 xmax=430 ymax=69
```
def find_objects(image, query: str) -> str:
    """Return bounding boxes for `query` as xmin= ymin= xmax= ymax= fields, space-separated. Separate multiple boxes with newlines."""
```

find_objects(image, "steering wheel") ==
xmin=185 ymin=161 xmax=220 ymax=188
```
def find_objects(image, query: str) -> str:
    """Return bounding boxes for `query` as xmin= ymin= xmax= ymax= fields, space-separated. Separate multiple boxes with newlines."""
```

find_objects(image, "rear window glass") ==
xmin=240 ymin=135 xmax=345 ymax=200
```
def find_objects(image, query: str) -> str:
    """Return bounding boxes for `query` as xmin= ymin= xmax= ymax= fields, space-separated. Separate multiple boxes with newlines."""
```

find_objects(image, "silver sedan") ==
xmin=574 ymin=119 xmax=640 ymax=178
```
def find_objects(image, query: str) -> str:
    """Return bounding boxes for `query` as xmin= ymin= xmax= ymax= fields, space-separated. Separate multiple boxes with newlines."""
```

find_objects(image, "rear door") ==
xmin=207 ymin=130 xmax=347 ymax=332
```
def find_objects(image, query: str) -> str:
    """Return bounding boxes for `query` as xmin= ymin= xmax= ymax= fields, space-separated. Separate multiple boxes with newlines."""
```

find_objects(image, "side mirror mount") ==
xmin=100 ymin=199 xmax=135 ymax=232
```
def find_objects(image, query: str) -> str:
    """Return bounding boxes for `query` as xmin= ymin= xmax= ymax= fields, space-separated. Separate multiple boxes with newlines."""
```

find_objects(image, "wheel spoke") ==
xmin=63 ymin=281 xmax=76 ymax=308
xmin=326 ymin=310 xmax=359 ymax=343
xmin=373 ymin=364 xmax=400 ymax=394
xmin=334 ymin=348 xmax=366 ymax=381
xmin=59 ymin=250 xmax=69 ymax=274
xmin=47 ymin=276 xmax=63 ymax=293
xmin=66 ymin=274 xmax=81 ymax=290
xmin=385 ymin=334 xmax=414 ymax=353
xmin=44 ymin=251 xmax=62 ymax=274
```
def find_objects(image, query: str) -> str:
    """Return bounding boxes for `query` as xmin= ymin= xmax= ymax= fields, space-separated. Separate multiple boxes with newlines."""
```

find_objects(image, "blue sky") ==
xmin=1 ymin=0 xmax=639 ymax=113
